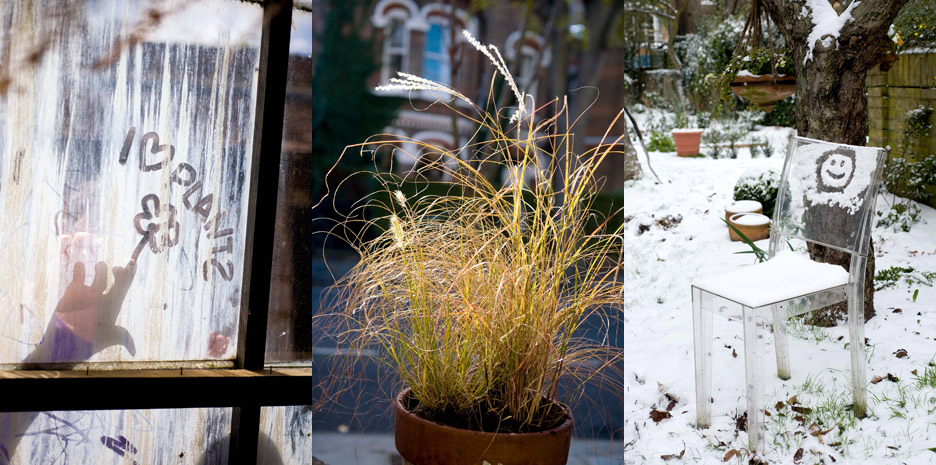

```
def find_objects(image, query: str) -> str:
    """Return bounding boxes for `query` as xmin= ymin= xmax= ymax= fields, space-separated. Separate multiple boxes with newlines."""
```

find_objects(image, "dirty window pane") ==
xmin=0 ymin=0 xmax=261 ymax=365
xmin=268 ymin=2 xmax=387 ymax=363
xmin=260 ymin=405 xmax=395 ymax=464
xmin=267 ymin=6 xmax=327 ymax=363
xmin=0 ymin=408 xmax=230 ymax=464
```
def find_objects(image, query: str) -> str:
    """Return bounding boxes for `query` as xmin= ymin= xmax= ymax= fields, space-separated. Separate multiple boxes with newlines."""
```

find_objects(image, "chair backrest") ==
xmin=769 ymin=136 xmax=887 ymax=257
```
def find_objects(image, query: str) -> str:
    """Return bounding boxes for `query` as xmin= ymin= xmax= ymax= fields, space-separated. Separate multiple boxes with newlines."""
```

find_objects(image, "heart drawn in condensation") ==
xmin=139 ymin=131 xmax=175 ymax=172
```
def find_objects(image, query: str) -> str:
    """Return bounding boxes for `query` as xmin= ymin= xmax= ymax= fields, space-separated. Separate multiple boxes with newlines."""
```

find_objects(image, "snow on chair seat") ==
xmin=693 ymin=251 xmax=848 ymax=309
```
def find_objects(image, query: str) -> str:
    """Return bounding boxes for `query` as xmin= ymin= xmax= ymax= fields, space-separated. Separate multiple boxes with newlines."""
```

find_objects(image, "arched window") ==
xmin=371 ymin=0 xmax=418 ymax=82
xmin=504 ymin=31 xmax=548 ymax=88
xmin=386 ymin=17 xmax=409 ymax=77
xmin=422 ymin=21 xmax=451 ymax=84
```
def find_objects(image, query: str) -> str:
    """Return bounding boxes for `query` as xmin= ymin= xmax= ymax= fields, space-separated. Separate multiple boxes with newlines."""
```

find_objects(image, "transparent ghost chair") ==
xmin=691 ymin=136 xmax=887 ymax=450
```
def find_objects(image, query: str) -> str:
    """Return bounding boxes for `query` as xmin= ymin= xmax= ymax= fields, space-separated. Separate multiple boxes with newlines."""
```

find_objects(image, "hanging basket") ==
xmin=729 ymin=73 xmax=796 ymax=112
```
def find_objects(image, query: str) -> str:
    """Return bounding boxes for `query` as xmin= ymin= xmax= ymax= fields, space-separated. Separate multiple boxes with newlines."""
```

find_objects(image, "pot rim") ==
xmin=394 ymin=388 xmax=574 ymax=438
xmin=730 ymin=73 xmax=796 ymax=86
xmin=729 ymin=212 xmax=770 ymax=226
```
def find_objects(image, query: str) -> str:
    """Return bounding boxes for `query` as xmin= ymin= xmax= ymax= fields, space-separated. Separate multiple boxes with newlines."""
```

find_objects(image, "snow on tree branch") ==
xmin=801 ymin=0 xmax=860 ymax=64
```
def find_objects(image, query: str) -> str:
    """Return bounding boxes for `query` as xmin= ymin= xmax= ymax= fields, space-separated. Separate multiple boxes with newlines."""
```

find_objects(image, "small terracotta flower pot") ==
xmin=394 ymin=389 xmax=573 ymax=465
xmin=725 ymin=200 xmax=763 ymax=241
xmin=728 ymin=212 xmax=770 ymax=242
xmin=672 ymin=129 xmax=704 ymax=157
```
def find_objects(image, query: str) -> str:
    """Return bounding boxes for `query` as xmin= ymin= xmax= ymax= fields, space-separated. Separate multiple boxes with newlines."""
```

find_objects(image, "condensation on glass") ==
xmin=0 ymin=0 xmax=262 ymax=365
xmin=259 ymin=406 xmax=317 ymax=464
xmin=0 ymin=408 xmax=231 ymax=464
xmin=267 ymin=5 xmax=353 ymax=363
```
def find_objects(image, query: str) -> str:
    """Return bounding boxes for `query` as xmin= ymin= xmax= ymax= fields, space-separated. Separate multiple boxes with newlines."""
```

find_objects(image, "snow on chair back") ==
xmin=772 ymin=137 xmax=887 ymax=256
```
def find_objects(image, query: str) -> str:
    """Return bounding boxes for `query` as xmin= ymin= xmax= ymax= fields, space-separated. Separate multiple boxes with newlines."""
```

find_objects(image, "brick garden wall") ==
xmin=867 ymin=50 xmax=936 ymax=207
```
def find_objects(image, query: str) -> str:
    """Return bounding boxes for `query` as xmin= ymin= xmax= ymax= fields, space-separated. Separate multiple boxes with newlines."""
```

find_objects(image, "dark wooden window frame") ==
xmin=0 ymin=1 xmax=309 ymax=463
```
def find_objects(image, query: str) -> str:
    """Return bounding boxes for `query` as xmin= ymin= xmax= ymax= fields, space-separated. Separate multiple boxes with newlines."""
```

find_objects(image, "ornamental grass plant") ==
xmin=317 ymin=31 xmax=626 ymax=434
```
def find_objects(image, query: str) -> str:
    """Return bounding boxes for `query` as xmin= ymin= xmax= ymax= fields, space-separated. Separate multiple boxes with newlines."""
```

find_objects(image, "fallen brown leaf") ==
xmin=735 ymin=412 xmax=747 ymax=432
xmin=791 ymin=406 xmax=812 ymax=415
xmin=723 ymin=449 xmax=740 ymax=461
xmin=793 ymin=447 xmax=804 ymax=463
xmin=650 ymin=409 xmax=672 ymax=423
xmin=871 ymin=375 xmax=884 ymax=384
xmin=661 ymin=447 xmax=685 ymax=460
xmin=895 ymin=348 xmax=909 ymax=358
xmin=788 ymin=395 xmax=799 ymax=405
xmin=812 ymin=425 xmax=836 ymax=437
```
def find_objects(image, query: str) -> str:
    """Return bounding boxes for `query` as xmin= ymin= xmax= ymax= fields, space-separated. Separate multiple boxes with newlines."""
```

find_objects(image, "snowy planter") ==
xmin=672 ymin=129 xmax=704 ymax=157
xmin=727 ymin=212 xmax=770 ymax=242
xmin=730 ymin=71 xmax=796 ymax=113
xmin=725 ymin=200 xmax=765 ymax=241
xmin=724 ymin=200 xmax=763 ymax=222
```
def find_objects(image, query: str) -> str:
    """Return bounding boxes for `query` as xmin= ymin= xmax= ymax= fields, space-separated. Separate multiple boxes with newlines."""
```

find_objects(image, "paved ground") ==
xmin=308 ymin=433 xmax=628 ymax=464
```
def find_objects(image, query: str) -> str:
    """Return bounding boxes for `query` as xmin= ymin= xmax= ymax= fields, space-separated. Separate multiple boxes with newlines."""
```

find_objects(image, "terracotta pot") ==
xmin=729 ymin=73 xmax=796 ymax=113
xmin=728 ymin=212 xmax=770 ymax=242
xmin=672 ymin=129 xmax=704 ymax=157
xmin=394 ymin=389 xmax=573 ymax=465
xmin=725 ymin=200 xmax=763 ymax=241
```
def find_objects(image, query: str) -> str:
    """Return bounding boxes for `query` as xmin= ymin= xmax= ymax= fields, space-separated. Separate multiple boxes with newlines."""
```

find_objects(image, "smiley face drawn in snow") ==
xmin=815 ymin=147 xmax=856 ymax=193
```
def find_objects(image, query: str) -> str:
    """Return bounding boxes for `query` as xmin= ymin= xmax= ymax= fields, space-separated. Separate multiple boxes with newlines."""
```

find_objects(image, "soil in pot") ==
xmin=394 ymin=389 xmax=573 ymax=465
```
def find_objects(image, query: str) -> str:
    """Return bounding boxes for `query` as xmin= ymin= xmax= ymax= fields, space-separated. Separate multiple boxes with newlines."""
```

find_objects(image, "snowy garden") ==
xmin=618 ymin=122 xmax=936 ymax=464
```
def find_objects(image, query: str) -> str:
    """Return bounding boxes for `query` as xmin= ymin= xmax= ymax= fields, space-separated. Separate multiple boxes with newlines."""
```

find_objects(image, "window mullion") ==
xmin=231 ymin=0 xmax=293 ymax=463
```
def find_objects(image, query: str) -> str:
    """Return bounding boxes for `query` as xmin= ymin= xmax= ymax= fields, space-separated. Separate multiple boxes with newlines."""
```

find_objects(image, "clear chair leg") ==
xmin=848 ymin=256 xmax=868 ymax=418
xmin=692 ymin=287 xmax=714 ymax=428
xmin=772 ymin=303 xmax=791 ymax=380
xmin=743 ymin=305 xmax=766 ymax=452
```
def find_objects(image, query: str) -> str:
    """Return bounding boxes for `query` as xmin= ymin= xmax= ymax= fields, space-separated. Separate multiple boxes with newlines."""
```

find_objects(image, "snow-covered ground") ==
xmin=620 ymin=126 xmax=936 ymax=464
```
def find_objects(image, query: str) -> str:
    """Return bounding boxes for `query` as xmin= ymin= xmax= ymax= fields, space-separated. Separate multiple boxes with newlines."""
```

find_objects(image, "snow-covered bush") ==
xmin=733 ymin=168 xmax=780 ymax=218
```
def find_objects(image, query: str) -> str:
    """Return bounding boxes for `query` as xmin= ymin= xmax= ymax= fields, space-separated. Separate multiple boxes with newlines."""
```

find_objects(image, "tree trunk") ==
xmin=762 ymin=0 xmax=910 ymax=325
xmin=795 ymin=37 xmax=879 ymax=325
